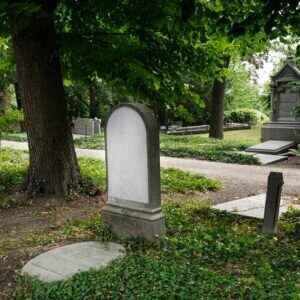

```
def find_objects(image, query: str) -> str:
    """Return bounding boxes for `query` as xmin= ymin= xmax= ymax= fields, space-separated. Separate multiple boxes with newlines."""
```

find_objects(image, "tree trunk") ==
xmin=209 ymin=79 xmax=225 ymax=139
xmin=209 ymin=57 xmax=230 ymax=139
xmin=9 ymin=4 xmax=80 ymax=197
xmin=89 ymin=84 xmax=99 ymax=118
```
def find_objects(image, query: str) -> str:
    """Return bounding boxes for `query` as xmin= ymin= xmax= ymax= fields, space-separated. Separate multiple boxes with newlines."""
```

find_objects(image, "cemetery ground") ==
xmin=0 ymin=148 xmax=299 ymax=299
xmin=4 ymin=127 xmax=300 ymax=168
xmin=74 ymin=127 xmax=262 ymax=165
xmin=2 ymin=127 xmax=262 ymax=165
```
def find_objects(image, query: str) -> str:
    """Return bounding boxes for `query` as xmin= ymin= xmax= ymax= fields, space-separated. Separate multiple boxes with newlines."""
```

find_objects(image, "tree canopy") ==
xmin=0 ymin=0 xmax=299 ymax=195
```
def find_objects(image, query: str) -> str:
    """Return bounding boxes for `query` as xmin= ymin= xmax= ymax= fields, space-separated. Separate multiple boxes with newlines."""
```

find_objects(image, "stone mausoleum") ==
xmin=262 ymin=58 xmax=300 ymax=143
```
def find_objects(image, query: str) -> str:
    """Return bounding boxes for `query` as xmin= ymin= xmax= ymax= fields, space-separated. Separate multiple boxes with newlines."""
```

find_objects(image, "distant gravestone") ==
xmin=262 ymin=172 xmax=284 ymax=234
xmin=72 ymin=117 xmax=94 ymax=136
xmin=94 ymin=118 xmax=101 ymax=134
xmin=72 ymin=118 xmax=102 ymax=136
xmin=102 ymin=103 xmax=165 ymax=240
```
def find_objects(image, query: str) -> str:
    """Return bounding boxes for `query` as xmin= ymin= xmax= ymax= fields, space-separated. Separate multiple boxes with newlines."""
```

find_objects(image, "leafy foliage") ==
xmin=0 ymin=132 xmax=27 ymax=142
xmin=161 ymin=168 xmax=220 ymax=193
xmin=0 ymin=108 xmax=23 ymax=134
xmin=225 ymin=62 xmax=270 ymax=114
xmin=74 ymin=134 xmax=105 ymax=150
xmin=0 ymin=37 xmax=14 ymax=91
xmin=224 ymin=109 xmax=269 ymax=125
xmin=0 ymin=148 xmax=27 ymax=193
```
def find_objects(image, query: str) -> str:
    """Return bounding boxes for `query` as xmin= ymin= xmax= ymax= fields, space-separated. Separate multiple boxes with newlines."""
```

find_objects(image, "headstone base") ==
xmin=262 ymin=122 xmax=300 ymax=143
xmin=101 ymin=204 xmax=165 ymax=241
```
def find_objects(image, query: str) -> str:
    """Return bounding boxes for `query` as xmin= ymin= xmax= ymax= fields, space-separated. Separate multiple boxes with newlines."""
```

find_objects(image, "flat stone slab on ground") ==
xmin=22 ymin=241 xmax=125 ymax=282
xmin=213 ymin=193 xmax=300 ymax=219
xmin=246 ymin=140 xmax=295 ymax=155
xmin=253 ymin=153 xmax=288 ymax=165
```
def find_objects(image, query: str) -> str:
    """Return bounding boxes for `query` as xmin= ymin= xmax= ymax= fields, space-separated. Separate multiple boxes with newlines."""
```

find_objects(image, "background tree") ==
xmin=0 ymin=0 xmax=209 ymax=196
xmin=0 ymin=37 xmax=14 ymax=113
xmin=0 ymin=0 xmax=299 ymax=196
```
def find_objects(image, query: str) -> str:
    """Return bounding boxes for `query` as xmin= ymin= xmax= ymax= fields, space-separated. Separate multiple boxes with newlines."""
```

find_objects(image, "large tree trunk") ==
xmin=209 ymin=79 xmax=225 ymax=139
xmin=9 ymin=3 xmax=80 ymax=197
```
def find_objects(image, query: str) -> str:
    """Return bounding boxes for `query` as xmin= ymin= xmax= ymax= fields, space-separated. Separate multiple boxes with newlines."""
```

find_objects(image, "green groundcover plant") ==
xmin=11 ymin=202 xmax=300 ymax=300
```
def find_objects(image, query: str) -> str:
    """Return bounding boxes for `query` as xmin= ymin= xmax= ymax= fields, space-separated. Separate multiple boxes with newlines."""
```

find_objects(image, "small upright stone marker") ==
xmin=263 ymin=172 xmax=284 ymax=234
xmin=102 ymin=103 xmax=165 ymax=240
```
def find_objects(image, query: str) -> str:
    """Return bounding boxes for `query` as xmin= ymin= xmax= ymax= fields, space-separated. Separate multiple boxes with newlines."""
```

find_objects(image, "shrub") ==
xmin=225 ymin=109 xmax=269 ymax=125
xmin=0 ymin=109 xmax=23 ymax=136
xmin=173 ymin=105 xmax=196 ymax=125
xmin=161 ymin=168 xmax=221 ymax=193
xmin=0 ymin=149 xmax=27 ymax=193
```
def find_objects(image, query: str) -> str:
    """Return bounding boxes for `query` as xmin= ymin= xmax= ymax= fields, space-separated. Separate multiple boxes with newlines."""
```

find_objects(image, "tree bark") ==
xmin=209 ymin=79 xmax=225 ymax=139
xmin=9 ymin=3 xmax=80 ymax=197
xmin=209 ymin=57 xmax=230 ymax=139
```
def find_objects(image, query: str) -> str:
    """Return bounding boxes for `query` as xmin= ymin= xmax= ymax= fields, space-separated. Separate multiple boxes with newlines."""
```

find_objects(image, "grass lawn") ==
xmin=11 ymin=201 xmax=300 ymax=300
xmin=0 ymin=148 xmax=220 ymax=209
xmin=74 ymin=127 xmax=261 ymax=165
xmin=0 ymin=132 xmax=28 ymax=142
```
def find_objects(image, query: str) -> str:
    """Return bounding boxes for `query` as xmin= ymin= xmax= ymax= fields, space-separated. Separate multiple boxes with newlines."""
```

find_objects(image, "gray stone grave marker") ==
xmin=22 ymin=242 xmax=125 ymax=282
xmin=102 ymin=103 xmax=165 ymax=240
xmin=262 ymin=172 xmax=284 ymax=234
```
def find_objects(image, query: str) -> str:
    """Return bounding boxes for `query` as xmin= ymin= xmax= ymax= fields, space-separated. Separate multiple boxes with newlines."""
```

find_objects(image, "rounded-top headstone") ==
xmin=102 ymin=103 xmax=165 ymax=240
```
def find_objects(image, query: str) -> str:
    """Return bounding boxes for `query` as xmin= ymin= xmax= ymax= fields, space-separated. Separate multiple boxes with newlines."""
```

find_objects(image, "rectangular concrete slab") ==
xmin=213 ymin=194 xmax=298 ymax=219
xmin=246 ymin=140 xmax=295 ymax=154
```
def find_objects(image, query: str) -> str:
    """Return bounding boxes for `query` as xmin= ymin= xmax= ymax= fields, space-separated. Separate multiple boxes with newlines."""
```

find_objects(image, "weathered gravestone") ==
xmin=262 ymin=57 xmax=300 ymax=143
xmin=22 ymin=242 xmax=125 ymax=282
xmin=102 ymin=103 xmax=165 ymax=240
xmin=262 ymin=172 xmax=284 ymax=234
xmin=72 ymin=117 xmax=101 ymax=136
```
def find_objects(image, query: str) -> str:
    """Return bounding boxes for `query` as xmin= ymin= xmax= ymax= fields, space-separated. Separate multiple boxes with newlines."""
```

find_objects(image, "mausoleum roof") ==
xmin=272 ymin=59 xmax=300 ymax=82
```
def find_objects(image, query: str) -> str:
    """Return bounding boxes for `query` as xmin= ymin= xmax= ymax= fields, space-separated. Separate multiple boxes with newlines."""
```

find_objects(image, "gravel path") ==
xmin=2 ymin=140 xmax=299 ymax=200
xmin=161 ymin=156 xmax=300 ymax=200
